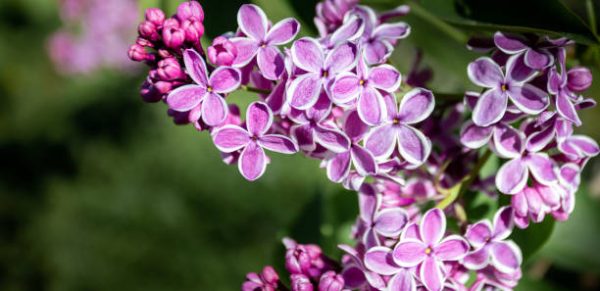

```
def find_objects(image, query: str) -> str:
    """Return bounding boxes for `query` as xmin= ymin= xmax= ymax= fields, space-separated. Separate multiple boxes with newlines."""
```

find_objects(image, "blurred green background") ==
xmin=0 ymin=0 xmax=599 ymax=290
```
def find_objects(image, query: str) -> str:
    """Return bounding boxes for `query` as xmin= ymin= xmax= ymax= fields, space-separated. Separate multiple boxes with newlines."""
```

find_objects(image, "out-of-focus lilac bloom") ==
xmin=331 ymin=58 xmax=401 ymax=124
xmin=318 ymin=271 xmax=345 ymax=291
xmin=291 ymin=274 xmax=314 ymax=291
xmin=338 ymin=244 xmax=386 ymax=290
xmin=212 ymin=102 xmax=298 ymax=181
xmin=463 ymin=207 xmax=522 ymax=274
xmin=364 ymin=89 xmax=434 ymax=165
xmin=363 ymin=247 xmax=416 ymax=291
xmin=567 ymin=67 xmax=593 ymax=92
xmin=392 ymin=209 xmax=469 ymax=291
xmin=166 ymin=49 xmax=241 ymax=126
xmin=242 ymin=266 xmax=280 ymax=291
xmin=288 ymin=38 xmax=358 ymax=109
xmin=314 ymin=0 xmax=359 ymax=36
xmin=176 ymin=1 xmax=205 ymax=22
xmin=467 ymin=55 xmax=549 ymax=126
xmin=356 ymin=189 xmax=408 ymax=248
xmin=327 ymin=111 xmax=378 ymax=182
xmin=494 ymin=124 xmax=558 ymax=194
xmin=289 ymin=93 xmax=351 ymax=153
xmin=321 ymin=15 xmax=365 ymax=49
xmin=208 ymin=36 xmax=238 ymax=66
xmin=230 ymin=4 xmax=300 ymax=80
xmin=511 ymin=182 xmax=562 ymax=228
xmin=493 ymin=32 xmax=569 ymax=70
xmin=284 ymin=238 xmax=335 ymax=280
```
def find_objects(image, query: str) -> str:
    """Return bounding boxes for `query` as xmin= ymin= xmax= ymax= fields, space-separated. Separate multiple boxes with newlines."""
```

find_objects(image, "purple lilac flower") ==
xmin=230 ymin=4 xmax=300 ymax=80
xmin=288 ymin=38 xmax=358 ymax=109
xmin=463 ymin=207 xmax=522 ymax=274
xmin=242 ymin=266 xmax=280 ymax=291
xmin=493 ymin=32 xmax=570 ymax=70
xmin=467 ymin=54 xmax=549 ymax=126
xmin=355 ymin=188 xmax=408 ymax=248
xmin=330 ymin=58 xmax=402 ymax=125
xmin=364 ymin=246 xmax=416 ymax=291
xmin=207 ymin=36 xmax=238 ymax=66
xmin=166 ymin=49 xmax=241 ymax=126
xmin=212 ymin=102 xmax=298 ymax=181
xmin=392 ymin=208 xmax=469 ymax=291
xmin=318 ymin=271 xmax=345 ymax=291
xmin=363 ymin=89 xmax=434 ymax=165
xmin=314 ymin=0 xmax=359 ymax=36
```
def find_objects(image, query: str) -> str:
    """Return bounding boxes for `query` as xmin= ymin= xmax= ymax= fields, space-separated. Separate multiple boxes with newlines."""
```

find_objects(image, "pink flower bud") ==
xmin=181 ymin=18 xmax=204 ymax=44
xmin=136 ymin=37 xmax=154 ymax=48
xmin=138 ymin=21 xmax=160 ymax=41
xmin=162 ymin=27 xmax=185 ymax=49
xmin=158 ymin=49 xmax=174 ymax=59
xmin=128 ymin=44 xmax=152 ymax=62
xmin=163 ymin=18 xmax=180 ymax=29
xmin=140 ymin=80 xmax=163 ymax=103
xmin=168 ymin=109 xmax=192 ymax=125
xmin=145 ymin=8 xmax=165 ymax=26
xmin=177 ymin=1 xmax=204 ymax=22
xmin=567 ymin=67 xmax=592 ymax=92
xmin=207 ymin=36 xmax=238 ymax=66
xmin=157 ymin=58 xmax=185 ymax=81
xmin=291 ymin=274 xmax=314 ymax=291
xmin=154 ymin=81 xmax=173 ymax=95
xmin=318 ymin=271 xmax=344 ymax=291
xmin=285 ymin=245 xmax=312 ymax=275
xmin=261 ymin=266 xmax=279 ymax=285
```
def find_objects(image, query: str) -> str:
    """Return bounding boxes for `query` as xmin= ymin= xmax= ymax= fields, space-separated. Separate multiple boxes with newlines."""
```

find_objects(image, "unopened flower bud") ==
xmin=567 ymin=67 xmax=592 ymax=92
xmin=157 ymin=58 xmax=185 ymax=81
xmin=145 ymin=8 xmax=165 ymax=26
xmin=128 ymin=44 xmax=151 ymax=62
xmin=177 ymin=1 xmax=204 ymax=22
xmin=163 ymin=18 xmax=180 ymax=29
xmin=318 ymin=271 xmax=344 ymax=291
xmin=291 ymin=274 xmax=314 ymax=291
xmin=286 ymin=245 xmax=312 ymax=275
xmin=163 ymin=27 xmax=185 ymax=49
xmin=182 ymin=18 xmax=204 ymax=44
xmin=138 ymin=21 xmax=160 ymax=42
xmin=136 ymin=37 xmax=154 ymax=48
xmin=207 ymin=36 xmax=238 ymax=66
xmin=140 ymin=80 xmax=163 ymax=103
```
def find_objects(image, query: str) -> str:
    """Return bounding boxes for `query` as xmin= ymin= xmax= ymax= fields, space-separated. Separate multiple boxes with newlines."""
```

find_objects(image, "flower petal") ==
xmin=526 ymin=123 xmax=556 ymax=153
xmin=212 ymin=125 xmax=250 ymax=153
xmin=325 ymin=42 xmax=359 ymax=75
xmin=492 ymin=206 xmax=514 ymax=240
xmin=419 ymin=257 xmax=444 ymax=291
xmin=467 ymin=57 xmax=503 ymax=88
xmin=556 ymin=92 xmax=581 ymax=126
xmin=369 ymin=64 xmax=402 ymax=92
xmin=434 ymin=235 xmax=469 ymax=261
xmin=463 ymin=247 xmax=490 ymax=270
xmin=237 ymin=4 xmax=268 ymax=41
xmin=288 ymin=73 xmax=322 ymax=110
xmin=363 ymin=40 xmax=393 ymax=65
xmin=266 ymin=18 xmax=300 ymax=45
xmin=420 ymin=208 xmax=446 ymax=245
xmin=490 ymin=241 xmax=522 ymax=274
xmin=359 ymin=185 xmax=379 ymax=223
xmin=526 ymin=153 xmax=557 ymax=185
xmin=374 ymin=208 xmax=408 ymax=237
xmin=397 ymin=125 xmax=431 ymax=165
xmin=392 ymin=239 xmax=427 ymax=267
xmin=183 ymin=49 xmax=209 ymax=85
xmin=344 ymin=110 xmax=369 ymax=141
xmin=358 ymin=87 xmax=387 ymax=125
xmin=364 ymin=247 xmax=400 ymax=275
xmin=493 ymin=32 xmax=527 ymax=54
xmin=472 ymin=89 xmax=507 ymax=127
xmin=465 ymin=221 xmax=493 ymax=249
xmin=373 ymin=22 xmax=410 ymax=39
xmin=257 ymin=46 xmax=286 ymax=80
xmin=460 ymin=122 xmax=493 ymax=149
xmin=330 ymin=73 xmax=361 ymax=104
xmin=351 ymin=146 xmax=378 ymax=176
xmin=524 ymin=49 xmax=553 ymax=70
xmin=314 ymin=126 xmax=351 ymax=153
xmin=327 ymin=151 xmax=352 ymax=183
xmin=259 ymin=134 xmax=298 ymax=154
xmin=365 ymin=125 xmax=397 ymax=159
xmin=506 ymin=53 xmax=536 ymax=83
xmin=291 ymin=124 xmax=315 ymax=152
xmin=388 ymin=270 xmax=416 ymax=291
xmin=291 ymin=37 xmax=324 ymax=73
xmin=230 ymin=37 xmax=260 ymax=67
xmin=201 ymin=93 xmax=228 ymax=126
xmin=493 ymin=124 xmax=524 ymax=159
xmin=210 ymin=67 xmax=241 ymax=93
xmin=496 ymin=158 xmax=528 ymax=194
xmin=166 ymin=85 xmax=206 ymax=112
xmin=329 ymin=15 xmax=365 ymax=44
xmin=238 ymin=141 xmax=267 ymax=181
xmin=398 ymin=88 xmax=435 ymax=124
xmin=507 ymin=84 xmax=549 ymax=114
xmin=246 ymin=101 xmax=273 ymax=136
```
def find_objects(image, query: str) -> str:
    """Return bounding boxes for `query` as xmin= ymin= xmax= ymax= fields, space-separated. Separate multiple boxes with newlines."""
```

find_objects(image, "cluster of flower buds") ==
xmin=48 ymin=0 xmax=138 ymax=74
xmin=128 ymin=1 xmax=205 ymax=104
xmin=128 ymin=0 xmax=598 ymax=290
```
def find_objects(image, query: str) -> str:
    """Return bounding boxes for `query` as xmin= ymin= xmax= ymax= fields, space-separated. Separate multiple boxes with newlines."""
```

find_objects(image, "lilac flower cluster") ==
xmin=48 ymin=0 xmax=138 ymax=74
xmin=127 ymin=1 xmax=598 ymax=290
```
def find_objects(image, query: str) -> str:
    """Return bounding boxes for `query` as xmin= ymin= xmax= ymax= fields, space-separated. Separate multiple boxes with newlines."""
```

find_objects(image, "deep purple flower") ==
xmin=493 ymin=32 xmax=558 ymax=70
xmin=463 ymin=207 xmax=522 ymax=274
xmin=392 ymin=208 xmax=469 ymax=291
xmin=467 ymin=54 xmax=549 ymax=126
xmin=330 ymin=58 xmax=401 ymax=125
xmin=166 ymin=49 xmax=241 ymax=126
xmin=230 ymin=4 xmax=300 ymax=80
xmin=212 ymin=102 xmax=298 ymax=181
xmin=288 ymin=38 xmax=358 ymax=109
xmin=364 ymin=89 xmax=434 ymax=165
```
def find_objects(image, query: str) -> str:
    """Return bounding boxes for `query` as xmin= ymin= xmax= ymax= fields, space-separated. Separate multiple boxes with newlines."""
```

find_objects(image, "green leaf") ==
xmin=510 ymin=216 xmax=555 ymax=262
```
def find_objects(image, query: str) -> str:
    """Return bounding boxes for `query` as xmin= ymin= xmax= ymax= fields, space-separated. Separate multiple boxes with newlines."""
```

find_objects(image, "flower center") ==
xmin=393 ymin=118 xmax=400 ymax=125
xmin=425 ymin=247 xmax=432 ymax=255
xmin=322 ymin=70 xmax=329 ymax=78
xmin=359 ymin=79 xmax=366 ymax=86
xmin=501 ymin=83 xmax=508 ymax=92
xmin=207 ymin=86 xmax=213 ymax=93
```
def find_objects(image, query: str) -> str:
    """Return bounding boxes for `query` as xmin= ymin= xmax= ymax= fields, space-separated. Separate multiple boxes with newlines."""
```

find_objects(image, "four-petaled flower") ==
xmin=212 ymin=102 xmax=298 ymax=181
xmin=463 ymin=207 xmax=523 ymax=274
xmin=467 ymin=54 xmax=549 ymax=127
xmin=166 ymin=49 xmax=241 ymax=126
xmin=231 ymin=4 xmax=300 ymax=80
xmin=364 ymin=89 xmax=434 ymax=165
xmin=356 ymin=188 xmax=408 ymax=248
xmin=392 ymin=208 xmax=469 ymax=291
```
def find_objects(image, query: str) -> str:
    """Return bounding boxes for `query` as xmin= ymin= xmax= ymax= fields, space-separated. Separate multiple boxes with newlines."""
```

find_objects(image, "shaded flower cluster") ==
xmin=127 ymin=1 xmax=598 ymax=290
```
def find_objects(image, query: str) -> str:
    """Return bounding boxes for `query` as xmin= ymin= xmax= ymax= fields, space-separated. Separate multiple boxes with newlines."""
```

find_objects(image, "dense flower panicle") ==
xmin=127 ymin=1 xmax=598 ymax=290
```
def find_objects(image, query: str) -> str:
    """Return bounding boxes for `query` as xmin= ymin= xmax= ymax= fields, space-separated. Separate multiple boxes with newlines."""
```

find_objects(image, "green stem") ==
xmin=458 ymin=149 xmax=492 ymax=197
xmin=240 ymin=85 xmax=272 ymax=95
